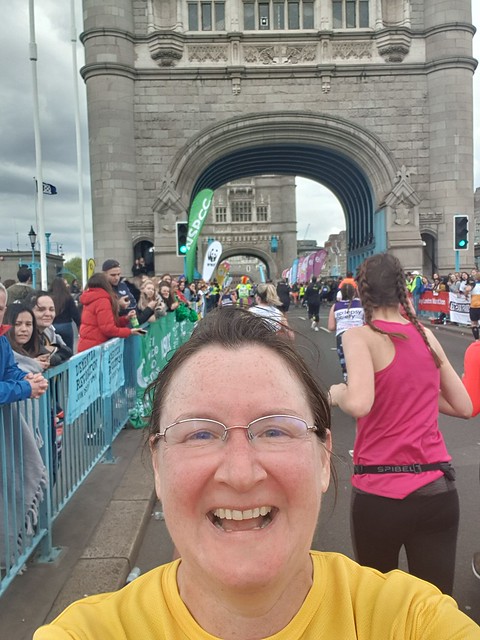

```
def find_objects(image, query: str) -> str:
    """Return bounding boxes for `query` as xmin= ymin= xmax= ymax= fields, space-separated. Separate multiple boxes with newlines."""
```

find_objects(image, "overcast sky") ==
xmin=0 ymin=3 xmax=479 ymax=258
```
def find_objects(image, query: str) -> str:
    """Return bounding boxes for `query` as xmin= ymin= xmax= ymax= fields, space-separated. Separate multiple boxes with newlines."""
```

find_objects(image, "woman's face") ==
xmin=33 ymin=295 xmax=55 ymax=329
xmin=143 ymin=283 xmax=155 ymax=298
xmin=160 ymin=286 xmax=170 ymax=300
xmin=151 ymin=345 xmax=331 ymax=593
xmin=14 ymin=311 xmax=33 ymax=345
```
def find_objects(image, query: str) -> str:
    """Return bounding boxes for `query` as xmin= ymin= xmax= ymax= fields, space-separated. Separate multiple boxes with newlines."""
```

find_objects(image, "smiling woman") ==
xmin=34 ymin=308 xmax=480 ymax=639
xmin=25 ymin=291 xmax=73 ymax=365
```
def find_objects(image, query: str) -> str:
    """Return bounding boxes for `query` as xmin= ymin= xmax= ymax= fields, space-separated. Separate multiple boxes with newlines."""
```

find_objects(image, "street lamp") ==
xmin=28 ymin=226 xmax=38 ymax=288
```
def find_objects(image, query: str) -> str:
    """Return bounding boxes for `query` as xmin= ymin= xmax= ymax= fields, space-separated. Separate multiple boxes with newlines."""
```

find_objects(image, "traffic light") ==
xmin=453 ymin=215 xmax=469 ymax=250
xmin=176 ymin=221 xmax=188 ymax=256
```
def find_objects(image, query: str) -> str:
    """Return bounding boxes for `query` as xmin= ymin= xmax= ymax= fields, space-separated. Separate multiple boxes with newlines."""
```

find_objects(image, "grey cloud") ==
xmin=0 ymin=3 xmax=479 ymax=262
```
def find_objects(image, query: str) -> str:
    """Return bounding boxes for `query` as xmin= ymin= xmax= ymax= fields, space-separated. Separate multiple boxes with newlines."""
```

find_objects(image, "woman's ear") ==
xmin=150 ymin=437 xmax=163 ymax=501
xmin=319 ymin=429 xmax=332 ymax=494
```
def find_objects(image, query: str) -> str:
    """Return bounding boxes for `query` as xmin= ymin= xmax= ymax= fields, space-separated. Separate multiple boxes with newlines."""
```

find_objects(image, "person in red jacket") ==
xmin=77 ymin=273 xmax=144 ymax=353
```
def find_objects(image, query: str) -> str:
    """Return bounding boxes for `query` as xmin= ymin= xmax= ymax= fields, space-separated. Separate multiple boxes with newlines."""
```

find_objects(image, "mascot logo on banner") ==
xmin=202 ymin=241 xmax=223 ymax=282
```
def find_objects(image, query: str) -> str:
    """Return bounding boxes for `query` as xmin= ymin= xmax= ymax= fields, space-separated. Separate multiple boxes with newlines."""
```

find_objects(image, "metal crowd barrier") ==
xmin=0 ymin=333 xmax=140 ymax=597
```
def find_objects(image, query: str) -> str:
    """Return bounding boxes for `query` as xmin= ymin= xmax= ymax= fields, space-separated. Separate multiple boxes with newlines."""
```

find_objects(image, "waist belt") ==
xmin=353 ymin=462 xmax=455 ymax=481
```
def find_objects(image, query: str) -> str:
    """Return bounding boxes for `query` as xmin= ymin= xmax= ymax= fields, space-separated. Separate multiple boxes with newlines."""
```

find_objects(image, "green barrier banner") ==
xmin=185 ymin=189 xmax=214 ymax=282
xmin=129 ymin=315 xmax=195 ymax=428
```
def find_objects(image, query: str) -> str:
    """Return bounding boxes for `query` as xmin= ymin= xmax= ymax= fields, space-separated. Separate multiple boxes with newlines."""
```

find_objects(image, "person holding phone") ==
xmin=26 ymin=291 xmax=73 ymax=365
xmin=77 ymin=273 xmax=145 ymax=352
xmin=102 ymin=259 xmax=137 ymax=316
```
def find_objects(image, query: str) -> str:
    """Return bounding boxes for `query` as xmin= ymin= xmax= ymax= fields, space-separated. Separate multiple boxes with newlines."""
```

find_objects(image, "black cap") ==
xmin=102 ymin=259 xmax=120 ymax=272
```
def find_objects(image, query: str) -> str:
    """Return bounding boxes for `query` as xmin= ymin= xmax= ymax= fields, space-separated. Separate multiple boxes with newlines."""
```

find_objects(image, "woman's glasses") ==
xmin=153 ymin=415 xmax=317 ymax=450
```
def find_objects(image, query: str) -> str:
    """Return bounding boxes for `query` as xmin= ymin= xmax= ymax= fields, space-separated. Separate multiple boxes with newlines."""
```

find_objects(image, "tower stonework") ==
xmin=81 ymin=0 xmax=476 ymax=275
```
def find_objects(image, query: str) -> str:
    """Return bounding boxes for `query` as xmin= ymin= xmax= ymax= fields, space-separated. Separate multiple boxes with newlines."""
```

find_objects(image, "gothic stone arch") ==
xmin=153 ymin=111 xmax=426 ymax=273
xmin=219 ymin=246 xmax=276 ymax=281
xmin=81 ymin=0 xmax=475 ymax=274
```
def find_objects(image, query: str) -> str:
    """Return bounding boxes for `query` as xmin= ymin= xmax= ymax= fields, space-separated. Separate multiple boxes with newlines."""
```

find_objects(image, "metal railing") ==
xmin=0 ymin=334 xmax=140 ymax=597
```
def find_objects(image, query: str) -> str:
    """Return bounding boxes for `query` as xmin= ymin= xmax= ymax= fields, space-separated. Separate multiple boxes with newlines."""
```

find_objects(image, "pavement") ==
xmin=424 ymin=318 xmax=473 ymax=340
xmin=0 ymin=426 xmax=157 ymax=640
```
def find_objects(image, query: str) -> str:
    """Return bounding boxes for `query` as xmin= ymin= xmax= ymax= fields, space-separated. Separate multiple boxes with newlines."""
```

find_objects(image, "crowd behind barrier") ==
xmin=0 ymin=315 xmax=195 ymax=598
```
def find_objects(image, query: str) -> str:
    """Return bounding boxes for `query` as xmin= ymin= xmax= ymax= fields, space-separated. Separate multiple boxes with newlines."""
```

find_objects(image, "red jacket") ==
xmin=77 ymin=288 xmax=131 ymax=353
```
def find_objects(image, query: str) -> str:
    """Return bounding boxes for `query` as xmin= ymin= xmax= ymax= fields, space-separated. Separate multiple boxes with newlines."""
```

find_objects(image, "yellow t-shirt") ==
xmin=34 ymin=551 xmax=480 ymax=639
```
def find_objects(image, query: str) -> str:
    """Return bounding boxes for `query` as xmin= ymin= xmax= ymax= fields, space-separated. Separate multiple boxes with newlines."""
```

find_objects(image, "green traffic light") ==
xmin=179 ymin=246 xmax=187 ymax=255
xmin=458 ymin=240 xmax=466 ymax=247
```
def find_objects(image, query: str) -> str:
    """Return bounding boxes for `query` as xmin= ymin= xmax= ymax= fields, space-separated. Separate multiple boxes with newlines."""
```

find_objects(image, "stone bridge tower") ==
xmin=81 ymin=0 xmax=476 ymax=276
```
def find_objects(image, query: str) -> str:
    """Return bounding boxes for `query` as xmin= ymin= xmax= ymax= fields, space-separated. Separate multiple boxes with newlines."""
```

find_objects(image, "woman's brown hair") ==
xmin=147 ymin=307 xmax=331 ymax=444
xmin=86 ymin=272 xmax=120 ymax=319
xmin=5 ymin=305 xmax=42 ymax=357
xmin=357 ymin=253 xmax=441 ymax=367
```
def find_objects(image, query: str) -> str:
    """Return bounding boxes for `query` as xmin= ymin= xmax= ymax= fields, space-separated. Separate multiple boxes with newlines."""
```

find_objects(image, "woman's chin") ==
xmin=183 ymin=534 xmax=294 ymax=593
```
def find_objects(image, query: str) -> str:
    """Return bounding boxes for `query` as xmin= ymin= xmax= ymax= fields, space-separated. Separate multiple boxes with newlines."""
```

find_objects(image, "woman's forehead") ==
xmin=172 ymin=345 xmax=300 ymax=390
xmin=37 ymin=296 xmax=54 ymax=306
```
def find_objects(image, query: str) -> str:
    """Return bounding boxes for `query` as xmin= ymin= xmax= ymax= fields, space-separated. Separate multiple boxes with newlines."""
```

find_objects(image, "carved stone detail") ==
xmin=394 ymin=202 xmax=410 ymax=226
xmin=378 ymin=43 xmax=410 ymax=63
xmin=232 ymin=77 xmax=242 ymax=95
xmin=148 ymin=31 xmax=185 ymax=67
xmin=243 ymin=44 xmax=317 ymax=65
xmin=375 ymin=29 xmax=411 ymax=63
xmin=153 ymin=181 xmax=187 ymax=233
xmin=321 ymin=75 xmax=331 ymax=94
xmin=385 ymin=165 xmax=420 ymax=228
xmin=421 ymin=211 xmax=444 ymax=225
xmin=127 ymin=219 xmax=154 ymax=232
xmin=332 ymin=42 xmax=372 ymax=60
xmin=188 ymin=46 xmax=229 ymax=63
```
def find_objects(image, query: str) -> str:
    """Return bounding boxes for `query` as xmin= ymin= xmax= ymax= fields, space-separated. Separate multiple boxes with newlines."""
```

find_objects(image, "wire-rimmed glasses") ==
xmin=153 ymin=414 xmax=317 ymax=450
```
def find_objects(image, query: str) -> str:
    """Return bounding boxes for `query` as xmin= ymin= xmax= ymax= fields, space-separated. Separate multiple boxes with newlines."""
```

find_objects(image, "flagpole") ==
xmin=29 ymin=0 xmax=47 ymax=290
xmin=70 ymin=0 xmax=87 ymax=288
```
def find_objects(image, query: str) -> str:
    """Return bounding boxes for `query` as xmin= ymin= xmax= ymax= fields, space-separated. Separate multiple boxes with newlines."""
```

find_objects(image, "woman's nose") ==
xmin=213 ymin=429 xmax=267 ymax=491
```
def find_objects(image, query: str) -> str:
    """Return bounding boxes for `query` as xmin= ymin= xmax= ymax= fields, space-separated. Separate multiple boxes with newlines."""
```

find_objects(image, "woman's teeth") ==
xmin=213 ymin=506 xmax=272 ymax=520
xmin=210 ymin=506 xmax=274 ymax=531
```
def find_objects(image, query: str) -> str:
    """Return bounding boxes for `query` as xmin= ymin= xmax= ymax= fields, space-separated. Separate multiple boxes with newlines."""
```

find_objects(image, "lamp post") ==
xmin=28 ymin=225 xmax=40 ymax=288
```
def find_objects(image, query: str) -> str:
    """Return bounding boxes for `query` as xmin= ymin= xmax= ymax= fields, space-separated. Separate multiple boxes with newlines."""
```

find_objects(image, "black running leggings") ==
xmin=350 ymin=486 xmax=459 ymax=595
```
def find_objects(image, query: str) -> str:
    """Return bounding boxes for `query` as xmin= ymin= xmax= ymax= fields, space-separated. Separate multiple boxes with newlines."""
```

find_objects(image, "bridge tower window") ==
xmin=256 ymin=205 xmax=269 ymax=222
xmin=243 ymin=1 xmax=315 ymax=31
xmin=332 ymin=0 xmax=369 ymax=29
xmin=215 ymin=206 xmax=228 ymax=223
xmin=188 ymin=2 xmax=226 ymax=31
xmin=231 ymin=201 xmax=252 ymax=222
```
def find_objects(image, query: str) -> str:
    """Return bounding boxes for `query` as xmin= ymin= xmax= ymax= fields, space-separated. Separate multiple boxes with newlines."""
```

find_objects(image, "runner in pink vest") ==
xmin=330 ymin=253 xmax=472 ymax=595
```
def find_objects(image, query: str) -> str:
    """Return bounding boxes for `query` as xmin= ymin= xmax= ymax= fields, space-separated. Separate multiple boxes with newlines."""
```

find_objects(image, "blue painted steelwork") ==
xmin=0 ymin=399 xmax=50 ymax=596
xmin=190 ymin=143 xmax=379 ymax=272
xmin=0 ymin=334 xmax=140 ymax=597
xmin=374 ymin=209 xmax=387 ymax=254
